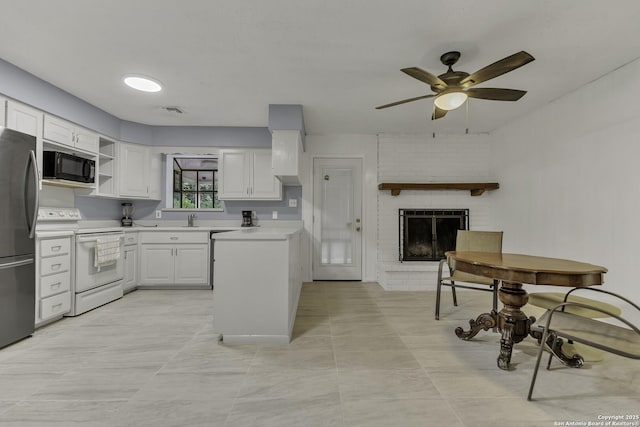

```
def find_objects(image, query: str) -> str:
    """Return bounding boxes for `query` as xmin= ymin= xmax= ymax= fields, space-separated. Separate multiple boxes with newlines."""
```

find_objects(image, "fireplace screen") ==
xmin=399 ymin=209 xmax=469 ymax=261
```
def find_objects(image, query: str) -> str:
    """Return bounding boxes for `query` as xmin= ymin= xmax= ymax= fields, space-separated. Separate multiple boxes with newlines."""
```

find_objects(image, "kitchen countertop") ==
xmin=76 ymin=226 xmax=244 ymax=234
xmin=212 ymin=227 xmax=302 ymax=240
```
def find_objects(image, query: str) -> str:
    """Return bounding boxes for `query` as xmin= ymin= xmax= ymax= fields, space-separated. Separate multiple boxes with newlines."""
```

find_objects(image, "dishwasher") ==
xmin=209 ymin=231 xmax=229 ymax=289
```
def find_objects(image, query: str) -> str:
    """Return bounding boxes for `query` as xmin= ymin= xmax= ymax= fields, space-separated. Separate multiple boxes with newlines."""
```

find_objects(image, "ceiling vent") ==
xmin=163 ymin=106 xmax=184 ymax=114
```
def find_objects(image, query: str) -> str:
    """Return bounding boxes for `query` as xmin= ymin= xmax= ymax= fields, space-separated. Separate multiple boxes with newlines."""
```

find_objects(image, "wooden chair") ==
xmin=528 ymin=287 xmax=640 ymax=400
xmin=435 ymin=230 xmax=503 ymax=321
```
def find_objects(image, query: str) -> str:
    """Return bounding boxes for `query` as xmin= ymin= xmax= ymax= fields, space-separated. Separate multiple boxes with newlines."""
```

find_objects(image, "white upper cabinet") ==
xmin=252 ymin=150 xmax=281 ymax=198
xmin=148 ymin=150 xmax=163 ymax=200
xmin=6 ymin=100 xmax=43 ymax=137
xmin=119 ymin=142 xmax=150 ymax=198
xmin=218 ymin=149 xmax=282 ymax=200
xmin=43 ymin=114 xmax=99 ymax=153
xmin=271 ymin=130 xmax=303 ymax=185
xmin=0 ymin=96 xmax=6 ymax=127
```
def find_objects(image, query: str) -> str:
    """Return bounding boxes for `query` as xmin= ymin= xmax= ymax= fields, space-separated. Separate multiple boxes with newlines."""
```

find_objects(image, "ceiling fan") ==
xmin=376 ymin=50 xmax=535 ymax=119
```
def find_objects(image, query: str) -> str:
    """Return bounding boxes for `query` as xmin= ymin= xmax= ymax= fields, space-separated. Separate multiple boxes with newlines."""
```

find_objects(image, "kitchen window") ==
xmin=165 ymin=155 xmax=222 ymax=210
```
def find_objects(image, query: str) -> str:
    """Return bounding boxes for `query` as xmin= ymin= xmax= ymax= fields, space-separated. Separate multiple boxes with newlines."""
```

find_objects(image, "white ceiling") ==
xmin=1 ymin=1 xmax=640 ymax=135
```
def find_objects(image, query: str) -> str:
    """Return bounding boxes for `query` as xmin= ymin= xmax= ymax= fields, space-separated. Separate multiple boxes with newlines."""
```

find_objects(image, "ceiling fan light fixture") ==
xmin=123 ymin=75 xmax=163 ymax=93
xmin=434 ymin=91 xmax=467 ymax=111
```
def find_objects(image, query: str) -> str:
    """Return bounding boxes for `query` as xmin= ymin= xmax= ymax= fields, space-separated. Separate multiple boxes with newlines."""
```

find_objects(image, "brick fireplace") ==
xmin=377 ymin=133 xmax=495 ymax=291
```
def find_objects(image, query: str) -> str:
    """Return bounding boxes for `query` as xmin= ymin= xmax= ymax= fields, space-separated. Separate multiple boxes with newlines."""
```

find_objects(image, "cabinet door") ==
xmin=251 ymin=150 xmax=282 ymax=199
xmin=174 ymin=245 xmax=209 ymax=285
xmin=6 ymin=101 xmax=43 ymax=137
xmin=218 ymin=150 xmax=250 ymax=199
xmin=139 ymin=245 xmax=173 ymax=284
xmin=43 ymin=115 xmax=74 ymax=147
xmin=148 ymin=151 xmax=163 ymax=200
xmin=119 ymin=142 xmax=150 ymax=197
xmin=0 ymin=96 xmax=6 ymax=127
xmin=74 ymin=126 xmax=99 ymax=153
xmin=123 ymin=246 xmax=138 ymax=291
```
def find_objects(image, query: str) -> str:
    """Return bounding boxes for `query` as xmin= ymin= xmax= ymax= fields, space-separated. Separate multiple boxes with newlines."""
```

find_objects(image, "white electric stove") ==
xmin=36 ymin=207 xmax=125 ymax=316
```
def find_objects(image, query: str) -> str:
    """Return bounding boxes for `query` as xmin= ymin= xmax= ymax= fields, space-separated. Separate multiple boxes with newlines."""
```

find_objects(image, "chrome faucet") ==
xmin=187 ymin=213 xmax=197 ymax=227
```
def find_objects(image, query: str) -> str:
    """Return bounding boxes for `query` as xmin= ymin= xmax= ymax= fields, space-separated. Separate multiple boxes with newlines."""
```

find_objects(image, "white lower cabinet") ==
xmin=123 ymin=232 xmax=138 ymax=293
xmin=36 ymin=234 xmax=72 ymax=326
xmin=138 ymin=232 xmax=209 ymax=288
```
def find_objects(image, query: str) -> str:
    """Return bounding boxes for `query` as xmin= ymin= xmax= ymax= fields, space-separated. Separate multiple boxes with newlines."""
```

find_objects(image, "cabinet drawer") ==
xmin=140 ymin=232 xmax=208 ymax=244
xmin=40 ymin=238 xmax=70 ymax=257
xmin=40 ymin=291 xmax=71 ymax=320
xmin=40 ymin=255 xmax=70 ymax=276
xmin=40 ymin=271 xmax=71 ymax=298
xmin=124 ymin=233 xmax=139 ymax=245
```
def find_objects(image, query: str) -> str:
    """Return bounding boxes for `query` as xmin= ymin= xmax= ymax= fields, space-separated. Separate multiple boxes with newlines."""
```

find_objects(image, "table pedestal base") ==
xmin=529 ymin=329 xmax=584 ymax=368
xmin=456 ymin=282 xmax=536 ymax=370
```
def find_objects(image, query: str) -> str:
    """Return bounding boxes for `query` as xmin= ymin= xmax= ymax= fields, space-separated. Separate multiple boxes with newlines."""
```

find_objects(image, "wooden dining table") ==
xmin=446 ymin=251 xmax=608 ymax=370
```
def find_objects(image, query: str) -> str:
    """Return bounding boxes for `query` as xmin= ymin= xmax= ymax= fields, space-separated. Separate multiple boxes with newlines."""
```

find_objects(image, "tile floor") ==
xmin=0 ymin=282 xmax=638 ymax=426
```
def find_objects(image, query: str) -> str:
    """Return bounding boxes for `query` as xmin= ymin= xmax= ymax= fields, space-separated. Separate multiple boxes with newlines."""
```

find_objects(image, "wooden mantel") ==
xmin=378 ymin=182 xmax=499 ymax=196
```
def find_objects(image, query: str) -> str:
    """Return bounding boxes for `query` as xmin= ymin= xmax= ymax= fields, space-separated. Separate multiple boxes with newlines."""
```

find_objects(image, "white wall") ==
xmin=491 ymin=57 xmax=640 ymax=308
xmin=301 ymin=134 xmax=378 ymax=282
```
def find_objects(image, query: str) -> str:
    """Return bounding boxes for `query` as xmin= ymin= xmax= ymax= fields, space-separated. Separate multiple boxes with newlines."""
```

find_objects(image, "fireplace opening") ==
xmin=399 ymin=209 xmax=469 ymax=261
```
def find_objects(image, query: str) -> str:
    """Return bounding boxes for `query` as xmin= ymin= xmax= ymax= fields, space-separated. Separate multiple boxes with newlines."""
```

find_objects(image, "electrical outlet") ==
xmin=288 ymin=198 xmax=297 ymax=208
xmin=155 ymin=210 xmax=162 ymax=219
xmin=272 ymin=210 xmax=278 ymax=220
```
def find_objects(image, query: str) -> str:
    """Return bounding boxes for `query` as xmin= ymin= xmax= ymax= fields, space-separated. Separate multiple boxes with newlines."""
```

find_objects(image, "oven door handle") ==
xmin=77 ymin=233 xmax=124 ymax=243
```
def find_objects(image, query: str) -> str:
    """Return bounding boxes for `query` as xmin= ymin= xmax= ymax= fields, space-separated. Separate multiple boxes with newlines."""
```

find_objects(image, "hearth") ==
xmin=399 ymin=209 xmax=469 ymax=261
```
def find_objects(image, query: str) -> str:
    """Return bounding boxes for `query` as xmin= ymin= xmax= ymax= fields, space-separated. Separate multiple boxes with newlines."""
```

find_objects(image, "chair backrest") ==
xmin=455 ymin=230 xmax=503 ymax=253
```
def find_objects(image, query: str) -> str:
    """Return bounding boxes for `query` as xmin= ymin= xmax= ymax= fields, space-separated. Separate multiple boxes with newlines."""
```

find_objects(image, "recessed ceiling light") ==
xmin=123 ymin=75 xmax=162 ymax=93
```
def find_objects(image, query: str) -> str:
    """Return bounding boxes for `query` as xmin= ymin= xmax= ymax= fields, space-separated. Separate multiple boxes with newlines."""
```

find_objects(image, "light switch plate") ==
xmin=272 ymin=210 xmax=278 ymax=219
xmin=288 ymin=198 xmax=297 ymax=208
xmin=155 ymin=210 xmax=162 ymax=219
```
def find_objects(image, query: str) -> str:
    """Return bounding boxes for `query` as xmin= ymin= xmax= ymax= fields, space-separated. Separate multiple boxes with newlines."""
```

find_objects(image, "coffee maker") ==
xmin=241 ymin=210 xmax=253 ymax=227
xmin=121 ymin=203 xmax=135 ymax=227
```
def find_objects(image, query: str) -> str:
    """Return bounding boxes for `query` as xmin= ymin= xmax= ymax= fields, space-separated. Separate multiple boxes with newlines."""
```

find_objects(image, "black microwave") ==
xmin=42 ymin=151 xmax=95 ymax=183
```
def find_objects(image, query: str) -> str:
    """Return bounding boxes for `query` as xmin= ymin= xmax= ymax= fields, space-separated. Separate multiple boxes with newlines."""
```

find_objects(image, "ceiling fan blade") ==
xmin=401 ymin=67 xmax=448 ymax=90
xmin=460 ymin=51 xmax=534 ymax=88
xmin=466 ymin=88 xmax=527 ymax=101
xmin=375 ymin=94 xmax=435 ymax=110
xmin=432 ymin=107 xmax=447 ymax=120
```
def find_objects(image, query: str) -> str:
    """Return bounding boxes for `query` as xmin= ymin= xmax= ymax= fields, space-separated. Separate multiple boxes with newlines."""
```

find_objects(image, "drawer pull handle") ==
xmin=51 ymin=245 xmax=62 ymax=252
xmin=51 ymin=282 xmax=62 ymax=289
xmin=170 ymin=237 xmax=178 ymax=240
xmin=51 ymin=263 xmax=62 ymax=270
xmin=52 ymin=303 xmax=62 ymax=311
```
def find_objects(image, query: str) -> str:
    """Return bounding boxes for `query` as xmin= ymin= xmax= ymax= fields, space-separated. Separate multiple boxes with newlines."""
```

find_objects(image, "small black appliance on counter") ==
xmin=121 ymin=203 xmax=135 ymax=227
xmin=241 ymin=210 xmax=253 ymax=227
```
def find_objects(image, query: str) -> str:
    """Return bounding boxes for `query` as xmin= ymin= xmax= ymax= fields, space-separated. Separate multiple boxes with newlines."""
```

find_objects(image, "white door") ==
xmin=139 ymin=245 xmax=173 ymax=284
xmin=218 ymin=150 xmax=249 ymax=199
xmin=123 ymin=245 xmax=137 ymax=292
xmin=174 ymin=245 xmax=209 ymax=285
xmin=119 ymin=142 xmax=150 ymax=198
xmin=6 ymin=101 xmax=42 ymax=137
xmin=313 ymin=158 xmax=362 ymax=280
xmin=251 ymin=150 xmax=282 ymax=199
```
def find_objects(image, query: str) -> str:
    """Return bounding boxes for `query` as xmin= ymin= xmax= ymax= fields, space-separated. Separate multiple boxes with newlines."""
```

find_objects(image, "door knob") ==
xmin=356 ymin=227 xmax=361 ymax=232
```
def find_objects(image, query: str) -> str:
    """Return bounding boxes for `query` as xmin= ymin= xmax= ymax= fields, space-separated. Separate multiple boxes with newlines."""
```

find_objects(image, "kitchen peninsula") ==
xmin=213 ymin=227 xmax=302 ymax=344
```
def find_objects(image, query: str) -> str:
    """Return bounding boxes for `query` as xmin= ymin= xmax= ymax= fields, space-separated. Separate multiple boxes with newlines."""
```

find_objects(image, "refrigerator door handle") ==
xmin=24 ymin=150 xmax=40 ymax=239
xmin=0 ymin=257 xmax=34 ymax=271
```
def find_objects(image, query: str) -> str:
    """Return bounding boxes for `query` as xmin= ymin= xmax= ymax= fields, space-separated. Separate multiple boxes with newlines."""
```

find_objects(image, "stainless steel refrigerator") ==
xmin=0 ymin=127 xmax=39 ymax=348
